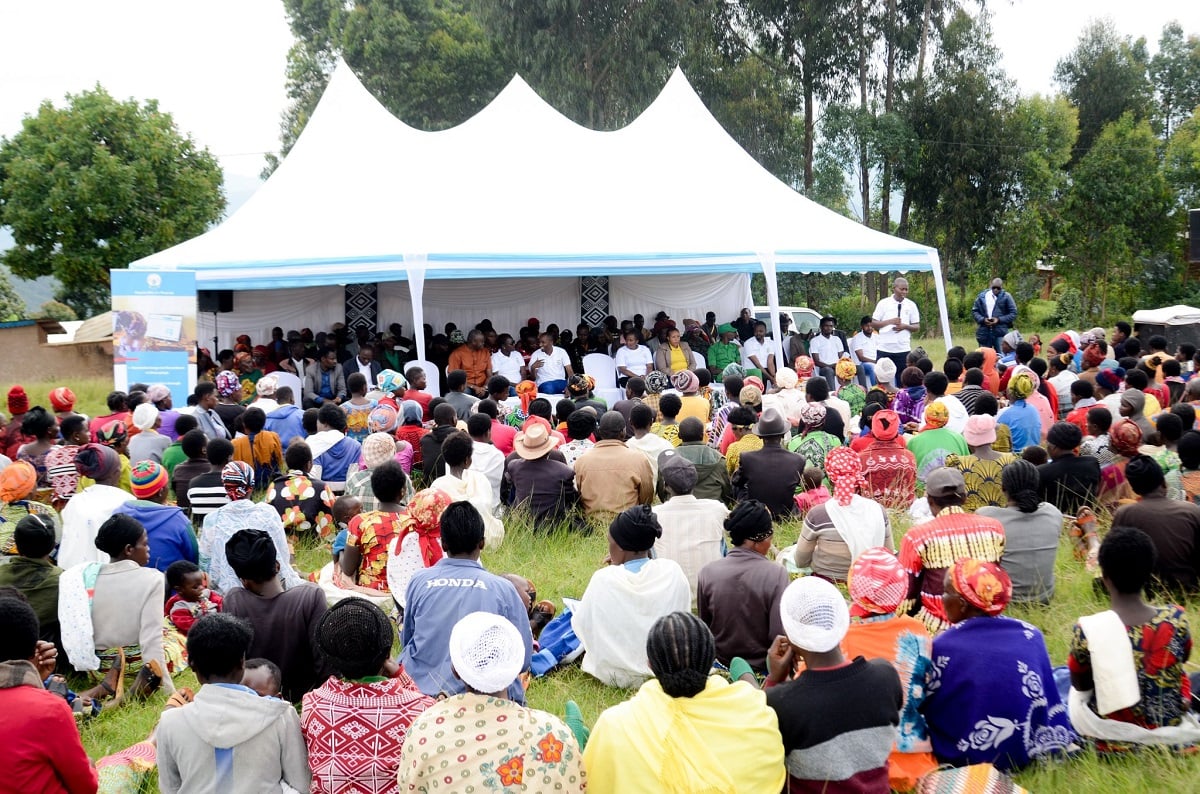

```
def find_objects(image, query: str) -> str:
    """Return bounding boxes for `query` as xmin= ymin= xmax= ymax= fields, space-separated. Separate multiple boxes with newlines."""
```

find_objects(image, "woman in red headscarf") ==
xmin=1099 ymin=419 xmax=1143 ymax=510
xmin=976 ymin=347 xmax=1001 ymax=395
xmin=860 ymin=410 xmax=918 ymax=510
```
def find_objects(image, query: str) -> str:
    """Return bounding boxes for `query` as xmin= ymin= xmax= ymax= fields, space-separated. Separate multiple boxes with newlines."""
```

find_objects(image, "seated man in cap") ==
xmin=572 ymin=506 xmax=690 ymax=688
xmin=697 ymin=500 xmax=788 ymax=672
xmin=574 ymin=411 xmax=654 ymax=517
xmin=401 ymin=502 xmax=533 ymax=702
xmin=504 ymin=422 xmax=578 ymax=522
xmin=765 ymin=576 xmax=902 ymax=793
xmin=706 ymin=324 xmax=742 ymax=377
xmin=732 ymin=408 xmax=807 ymax=519
xmin=897 ymin=467 xmax=1006 ymax=635
xmin=651 ymin=450 xmax=728 ymax=603
xmin=399 ymin=612 xmax=585 ymax=791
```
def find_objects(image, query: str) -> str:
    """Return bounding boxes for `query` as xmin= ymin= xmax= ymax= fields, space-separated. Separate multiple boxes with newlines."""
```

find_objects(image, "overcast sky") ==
xmin=1 ymin=0 xmax=1198 ymax=196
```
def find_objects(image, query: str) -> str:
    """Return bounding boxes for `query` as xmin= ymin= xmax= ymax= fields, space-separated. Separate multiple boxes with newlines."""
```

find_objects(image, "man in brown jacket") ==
xmin=574 ymin=412 xmax=654 ymax=516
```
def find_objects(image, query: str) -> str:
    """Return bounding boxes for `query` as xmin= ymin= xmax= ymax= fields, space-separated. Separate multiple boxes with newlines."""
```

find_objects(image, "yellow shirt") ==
xmin=669 ymin=345 xmax=688 ymax=374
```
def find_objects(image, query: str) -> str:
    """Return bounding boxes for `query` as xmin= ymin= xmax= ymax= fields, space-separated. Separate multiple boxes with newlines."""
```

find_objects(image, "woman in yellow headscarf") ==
xmin=997 ymin=370 xmax=1043 ymax=452
xmin=584 ymin=612 xmax=785 ymax=793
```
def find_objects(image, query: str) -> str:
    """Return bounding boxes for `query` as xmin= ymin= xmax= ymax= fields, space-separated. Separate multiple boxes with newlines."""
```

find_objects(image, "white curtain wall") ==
xmin=609 ymin=273 xmax=751 ymax=328
xmin=198 ymin=285 xmax=345 ymax=351
xmin=378 ymin=278 xmax=581 ymax=340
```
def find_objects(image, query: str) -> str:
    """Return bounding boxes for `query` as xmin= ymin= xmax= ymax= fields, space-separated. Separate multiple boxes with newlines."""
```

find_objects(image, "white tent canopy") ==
xmin=131 ymin=59 xmax=952 ymax=355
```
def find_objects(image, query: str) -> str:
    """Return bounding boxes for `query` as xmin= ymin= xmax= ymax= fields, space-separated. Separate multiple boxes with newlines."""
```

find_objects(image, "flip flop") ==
xmin=165 ymin=687 xmax=195 ymax=710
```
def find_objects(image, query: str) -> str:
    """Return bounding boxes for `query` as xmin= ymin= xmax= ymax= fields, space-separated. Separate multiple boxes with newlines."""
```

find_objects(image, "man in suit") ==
xmin=732 ymin=408 xmax=807 ymax=518
xmin=303 ymin=348 xmax=347 ymax=408
xmin=971 ymin=277 xmax=1018 ymax=353
xmin=345 ymin=343 xmax=383 ymax=390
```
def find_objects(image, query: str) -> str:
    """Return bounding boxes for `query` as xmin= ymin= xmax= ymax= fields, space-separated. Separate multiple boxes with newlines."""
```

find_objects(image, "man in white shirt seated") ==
xmin=849 ymin=315 xmax=878 ymax=388
xmin=652 ymin=450 xmax=728 ymax=605
xmin=808 ymin=316 xmax=850 ymax=391
xmin=491 ymin=334 xmax=526 ymax=386
xmin=741 ymin=321 xmax=780 ymax=387
xmin=614 ymin=329 xmax=654 ymax=387
xmin=466 ymin=414 xmax=504 ymax=508
xmin=528 ymin=333 xmax=574 ymax=395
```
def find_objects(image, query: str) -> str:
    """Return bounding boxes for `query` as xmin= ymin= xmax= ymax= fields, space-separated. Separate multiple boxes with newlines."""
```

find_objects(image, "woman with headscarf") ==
xmin=672 ymin=369 xmax=710 ymax=424
xmin=842 ymin=548 xmax=937 ymax=792
xmin=58 ymin=514 xmax=185 ymax=707
xmin=834 ymin=358 xmax=866 ymax=418
xmin=504 ymin=379 xmax=541 ymax=429
xmin=977 ymin=347 xmax=1001 ymax=395
xmin=788 ymin=403 xmax=841 ymax=465
xmin=945 ymin=415 xmax=1018 ymax=511
xmin=572 ymin=505 xmax=691 ymax=688
xmin=584 ymin=612 xmax=787 ymax=794
xmin=384 ymin=486 xmax=454 ymax=611
xmin=793 ymin=447 xmax=893 ymax=582
xmin=999 ymin=331 xmax=1022 ymax=365
xmin=58 ymin=444 xmax=135 ymax=569
xmin=567 ymin=373 xmax=607 ymax=415
xmin=1077 ymin=342 xmax=1107 ymax=386
xmin=921 ymin=559 xmax=1075 ymax=772
xmin=893 ymin=367 xmax=927 ymax=430
xmin=764 ymin=366 xmax=805 ymax=429
xmin=365 ymin=404 xmax=414 ymax=473
xmin=394 ymin=400 xmax=429 ymax=467
xmin=860 ymin=410 xmax=918 ymax=510
xmin=1099 ymin=419 xmax=1144 ymax=509
xmin=375 ymin=369 xmax=407 ymax=411
xmin=792 ymin=355 xmax=816 ymax=390
xmin=213 ymin=369 xmax=246 ymax=436
xmin=345 ymin=432 xmax=412 ymax=514
xmin=997 ymin=370 xmax=1043 ymax=452
xmin=641 ymin=369 xmax=671 ymax=422
xmin=1119 ymin=388 xmax=1155 ymax=439
xmin=198 ymin=460 xmax=303 ymax=594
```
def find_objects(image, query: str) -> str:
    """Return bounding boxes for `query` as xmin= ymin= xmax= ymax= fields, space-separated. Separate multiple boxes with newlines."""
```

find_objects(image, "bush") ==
xmin=1051 ymin=287 xmax=1081 ymax=328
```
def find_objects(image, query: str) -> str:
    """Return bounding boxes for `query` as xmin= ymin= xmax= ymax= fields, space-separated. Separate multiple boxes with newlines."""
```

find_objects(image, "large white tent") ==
xmin=130 ymin=59 xmax=952 ymax=355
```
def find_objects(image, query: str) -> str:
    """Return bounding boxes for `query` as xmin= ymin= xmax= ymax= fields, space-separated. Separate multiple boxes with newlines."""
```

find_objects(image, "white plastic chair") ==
xmin=273 ymin=371 xmax=303 ymax=403
xmin=583 ymin=353 xmax=624 ymax=408
xmin=408 ymin=359 xmax=441 ymax=398
xmin=691 ymin=350 xmax=706 ymax=371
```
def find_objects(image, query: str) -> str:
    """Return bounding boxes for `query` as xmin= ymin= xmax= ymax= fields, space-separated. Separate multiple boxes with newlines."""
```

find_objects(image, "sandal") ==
xmin=165 ymin=687 xmax=194 ymax=710
xmin=100 ymin=648 xmax=126 ymax=703
xmin=125 ymin=660 xmax=164 ymax=702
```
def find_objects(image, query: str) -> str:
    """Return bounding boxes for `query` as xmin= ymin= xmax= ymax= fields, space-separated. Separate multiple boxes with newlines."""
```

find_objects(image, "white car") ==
xmin=752 ymin=305 xmax=822 ymax=338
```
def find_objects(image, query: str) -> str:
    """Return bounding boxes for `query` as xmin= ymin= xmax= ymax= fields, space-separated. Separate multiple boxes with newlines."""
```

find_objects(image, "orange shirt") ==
xmin=448 ymin=346 xmax=491 ymax=388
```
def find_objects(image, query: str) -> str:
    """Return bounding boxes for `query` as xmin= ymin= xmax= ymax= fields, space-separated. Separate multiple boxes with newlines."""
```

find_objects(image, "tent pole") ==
xmin=404 ymin=255 xmax=428 ymax=361
xmin=758 ymin=252 xmax=784 ymax=355
xmin=927 ymin=251 xmax=954 ymax=349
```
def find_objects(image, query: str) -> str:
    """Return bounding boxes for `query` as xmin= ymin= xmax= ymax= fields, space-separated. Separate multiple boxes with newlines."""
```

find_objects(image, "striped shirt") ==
xmin=186 ymin=472 xmax=230 ymax=526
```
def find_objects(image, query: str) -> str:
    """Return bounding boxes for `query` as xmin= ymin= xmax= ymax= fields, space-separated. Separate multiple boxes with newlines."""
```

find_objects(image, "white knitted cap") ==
xmin=132 ymin=403 xmax=159 ymax=431
xmin=449 ymin=611 xmax=524 ymax=694
xmin=779 ymin=576 xmax=850 ymax=653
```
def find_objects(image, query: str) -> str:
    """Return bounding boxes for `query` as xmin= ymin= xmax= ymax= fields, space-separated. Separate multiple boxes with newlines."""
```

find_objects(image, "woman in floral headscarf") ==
xmin=213 ymin=369 xmax=246 ymax=437
xmin=793 ymin=448 xmax=892 ymax=582
xmin=922 ymin=559 xmax=1076 ymax=773
xmin=234 ymin=350 xmax=263 ymax=405
xmin=385 ymin=487 xmax=454 ymax=609
xmin=505 ymin=380 xmax=540 ymax=429
xmin=893 ymin=367 xmax=927 ymax=430
xmin=1099 ymin=418 xmax=1143 ymax=509
xmin=788 ymin=403 xmax=842 ymax=466
xmin=842 ymin=547 xmax=937 ymax=791
xmin=997 ymin=370 xmax=1043 ymax=452
xmin=792 ymin=355 xmax=815 ymax=387
xmin=834 ymin=358 xmax=866 ymax=418
xmin=643 ymin=370 xmax=671 ymax=421
xmin=376 ymin=369 xmax=407 ymax=411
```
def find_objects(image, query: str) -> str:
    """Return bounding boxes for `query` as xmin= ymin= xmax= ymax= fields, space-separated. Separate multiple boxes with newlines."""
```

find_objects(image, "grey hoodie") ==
xmin=156 ymin=683 xmax=311 ymax=794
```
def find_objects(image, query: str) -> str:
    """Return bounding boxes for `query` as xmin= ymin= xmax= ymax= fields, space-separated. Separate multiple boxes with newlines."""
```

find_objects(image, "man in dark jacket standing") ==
xmin=972 ymin=278 xmax=1017 ymax=352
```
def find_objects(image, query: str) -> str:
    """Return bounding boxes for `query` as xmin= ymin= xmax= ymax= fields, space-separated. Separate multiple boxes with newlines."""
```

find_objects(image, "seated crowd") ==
xmin=2 ymin=308 xmax=1200 ymax=793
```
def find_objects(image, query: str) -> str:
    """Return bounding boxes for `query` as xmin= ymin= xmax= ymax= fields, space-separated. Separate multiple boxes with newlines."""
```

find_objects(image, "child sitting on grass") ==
xmin=243 ymin=657 xmax=284 ymax=699
xmin=165 ymin=561 xmax=223 ymax=635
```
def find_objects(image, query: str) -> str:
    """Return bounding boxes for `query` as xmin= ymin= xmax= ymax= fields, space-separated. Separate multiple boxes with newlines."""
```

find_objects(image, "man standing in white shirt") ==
xmin=742 ymin=321 xmax=779 ymax=386
xmin=807 ymin=316 xmax=850 ymax=392
xmin=870 ymin=277 xmax=920 ymax=388
xmin=614 ymin=329 xmax=654 ymax=386
xmin=849 ymin=315 xmax=877 ymax=387
xmin=528 ymin=332 xmax=574 ymax=395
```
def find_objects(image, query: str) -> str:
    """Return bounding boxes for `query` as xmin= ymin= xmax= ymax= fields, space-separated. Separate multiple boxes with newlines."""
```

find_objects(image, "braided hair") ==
xmin=646 ymin=612 xmax=715 ymax=698
xmin=1001 ymin=458 xmax=1040 ymax=514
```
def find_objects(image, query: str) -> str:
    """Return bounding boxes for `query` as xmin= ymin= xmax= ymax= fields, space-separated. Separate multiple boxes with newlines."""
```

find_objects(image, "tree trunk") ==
xmin=858 ymin=0 xmax=870 ymax=228
xmin=803 ymin=64 xmax=815 ymax=193
xmin=880 ymin=0 xmax=896 ymax=236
